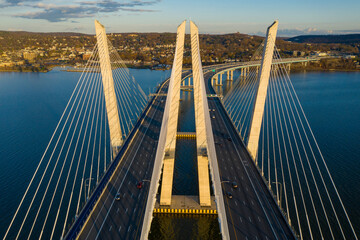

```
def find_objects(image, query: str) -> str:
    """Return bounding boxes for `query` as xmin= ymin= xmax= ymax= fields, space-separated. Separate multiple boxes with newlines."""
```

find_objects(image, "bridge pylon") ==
xmin=190 ymin=21 xmax=212 ymax=206
xmin=247 ymin=20 xmax=278 ymax=161
xmin=158 ymin=20 xmax=186 ymax=206
xmin=142 ymin=20 xmax=230 ymax=240
xmin=95 ymin=20 xmax=122 ymax=157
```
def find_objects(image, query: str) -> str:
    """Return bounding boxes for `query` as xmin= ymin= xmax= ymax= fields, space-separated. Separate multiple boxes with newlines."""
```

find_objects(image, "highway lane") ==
xmin=67 ymin=62 xmax=295 ymax=240
xmin=74 ymin=83 xmax=168 ymax=240
xmin=205 ymin=70 xmax=296 ymax=240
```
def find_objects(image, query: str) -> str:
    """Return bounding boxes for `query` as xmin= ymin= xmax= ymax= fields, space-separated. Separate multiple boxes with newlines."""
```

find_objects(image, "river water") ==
xmin=0 ymin=68 xmax=359 ymax=239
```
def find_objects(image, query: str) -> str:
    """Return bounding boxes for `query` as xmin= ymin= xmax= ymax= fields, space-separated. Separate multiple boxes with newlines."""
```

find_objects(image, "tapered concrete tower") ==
xmin=142 ymin=20 xmax=229 ymax=240
xmin=159 ymin=21 xmax=186 ymax=205
xmin=190 ymin=21 xmax=212 ymax=206
xmin=95 ymin=20 xmax=122 ymax=157
xmin=248 ymin=20 xmax=278 ymax=161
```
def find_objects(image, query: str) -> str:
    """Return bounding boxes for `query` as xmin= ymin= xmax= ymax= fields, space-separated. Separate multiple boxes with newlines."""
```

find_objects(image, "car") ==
xmin=227 ymin=137 xmax=232 ymax=141
xmin=115 ymin=193 xmax=121 ymax=201
xmin=212 ymin=109 xmax=215 ymax=111
xmin=226 ymin=192 xmax=233 ymax=199
xmin=232 ymin=182 xmax=238 ymax=189
xmin=137 ymin=181 xmax=143 ymax=189
xmin=212 ymin=115 xmax=215 ymax=119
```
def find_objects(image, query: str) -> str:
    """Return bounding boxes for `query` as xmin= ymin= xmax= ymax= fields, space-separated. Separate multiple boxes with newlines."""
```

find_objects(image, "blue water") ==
xmin=290 ymin=72 xmax=360 ymax=237
xmin=0 ymin=69 xmax=359 ymax=238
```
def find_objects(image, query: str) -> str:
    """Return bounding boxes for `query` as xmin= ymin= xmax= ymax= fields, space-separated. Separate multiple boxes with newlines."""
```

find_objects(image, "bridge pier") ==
xmin=226 ymin=70 xmax=234 ymax=81
xmin=212 ymin=75 xmax=217 ymax=86
xmin=241 ymin=67 xmax=249 ymax=78
xmin=286 ymin=63 xmax=291 ymax=73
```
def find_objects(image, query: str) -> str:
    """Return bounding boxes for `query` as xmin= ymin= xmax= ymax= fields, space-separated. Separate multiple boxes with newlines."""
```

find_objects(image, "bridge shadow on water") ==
xmin=149 ymin=214 xmax=221 ymax=240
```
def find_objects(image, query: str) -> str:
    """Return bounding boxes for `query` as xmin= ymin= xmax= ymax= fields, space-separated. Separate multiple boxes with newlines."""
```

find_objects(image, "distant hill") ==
xmin=287 ymin=34 xmax=360 ymax=44
xmin=0 ymin=30 xmax=90 ymax=37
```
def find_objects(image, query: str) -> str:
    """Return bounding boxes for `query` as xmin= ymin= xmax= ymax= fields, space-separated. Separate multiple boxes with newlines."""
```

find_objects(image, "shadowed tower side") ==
xmin=95 ymin=20 xmax=122 ymax=157
xmin=247 ymin=20 xmax=278 ymax=162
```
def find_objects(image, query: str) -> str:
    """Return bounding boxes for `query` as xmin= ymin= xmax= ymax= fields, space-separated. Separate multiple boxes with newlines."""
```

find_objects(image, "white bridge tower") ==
xmin=95 ymin=20 xmax=123 ymax=157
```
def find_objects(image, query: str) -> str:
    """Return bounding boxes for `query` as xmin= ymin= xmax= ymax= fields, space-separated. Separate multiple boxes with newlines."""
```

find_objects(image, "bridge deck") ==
xmin=205 ymin=69 xmax=296 ymax=240
xmin=67 ymin=82 xmax=168 ymax=240
xmin=66 ymin=62 xmax=299 ymax=240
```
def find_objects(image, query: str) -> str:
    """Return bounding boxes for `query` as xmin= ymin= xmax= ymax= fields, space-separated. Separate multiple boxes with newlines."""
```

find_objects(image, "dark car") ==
xmin=226 ymin=192 xmax=233 ymax=199
xmin=232 ymin=182 xmax=238 ymax=189
xmin=137 ymin=181 xmax=143 ymax=189
xmin=227 ymin=137 xmax=232 ymax=142
xmin=115 ymin=193 xmax=121 ymax=201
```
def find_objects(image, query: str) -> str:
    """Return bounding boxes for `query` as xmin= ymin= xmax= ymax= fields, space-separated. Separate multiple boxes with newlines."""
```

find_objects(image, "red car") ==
xmin=137 ymin=181 xmax=143 ymax=189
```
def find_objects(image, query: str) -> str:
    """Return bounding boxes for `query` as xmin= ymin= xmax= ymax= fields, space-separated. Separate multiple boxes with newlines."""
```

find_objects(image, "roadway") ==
xmin=204 ymin=69 xmax=297 ymax=240
xmin=66 ymin=81 xmax=168 ymax=239
xmin=66 ymin=62 xmax=298 ymax=240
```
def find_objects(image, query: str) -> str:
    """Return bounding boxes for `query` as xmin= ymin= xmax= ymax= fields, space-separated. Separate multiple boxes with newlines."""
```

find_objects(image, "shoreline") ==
xmin=0 ymin=64 xmax=359 ymax=74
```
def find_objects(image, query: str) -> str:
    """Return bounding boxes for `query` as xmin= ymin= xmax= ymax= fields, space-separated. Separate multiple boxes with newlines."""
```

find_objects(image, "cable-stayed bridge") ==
xmin=3 ymin=20 xmax=358 ymax=240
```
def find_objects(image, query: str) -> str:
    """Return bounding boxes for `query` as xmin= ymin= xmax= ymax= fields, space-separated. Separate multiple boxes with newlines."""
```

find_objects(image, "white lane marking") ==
xmin=234 ymin=201 xmax=238 ymax=206
xmin=109 ymin=226 xmax=112 ymax=231
xmin=90 ymin=95 xmax=161 ymax=239
xmin=117 ymin=208 xmax=119 ymax=213
xmin=118 ymin=226 xmax=122 ymax=232
xmin=125 ymin=208 xmax=128 ymax=213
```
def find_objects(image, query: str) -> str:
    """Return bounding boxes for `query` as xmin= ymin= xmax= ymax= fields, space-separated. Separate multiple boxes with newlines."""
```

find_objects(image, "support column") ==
xmin=248 ymin=20 xmax=278 ymax=161
xmin=230 ymin=70 xmax=234 ymax=80
xmin=214 ymin=75 xmax=218 ymax=86
xmin=95 ymin=20 xmax=122 ymax=157
xmin=159 ymin=21 xmax=186 ymax=206
xmin=286 ymin=63 xmax=291 ymax=73
xmin=227 ymin=71 xmax=230 ymax=80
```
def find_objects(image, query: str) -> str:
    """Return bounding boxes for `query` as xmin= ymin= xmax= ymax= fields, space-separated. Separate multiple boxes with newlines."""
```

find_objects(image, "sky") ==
xmin=0 ymin=0 xmax=359 ymax=37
